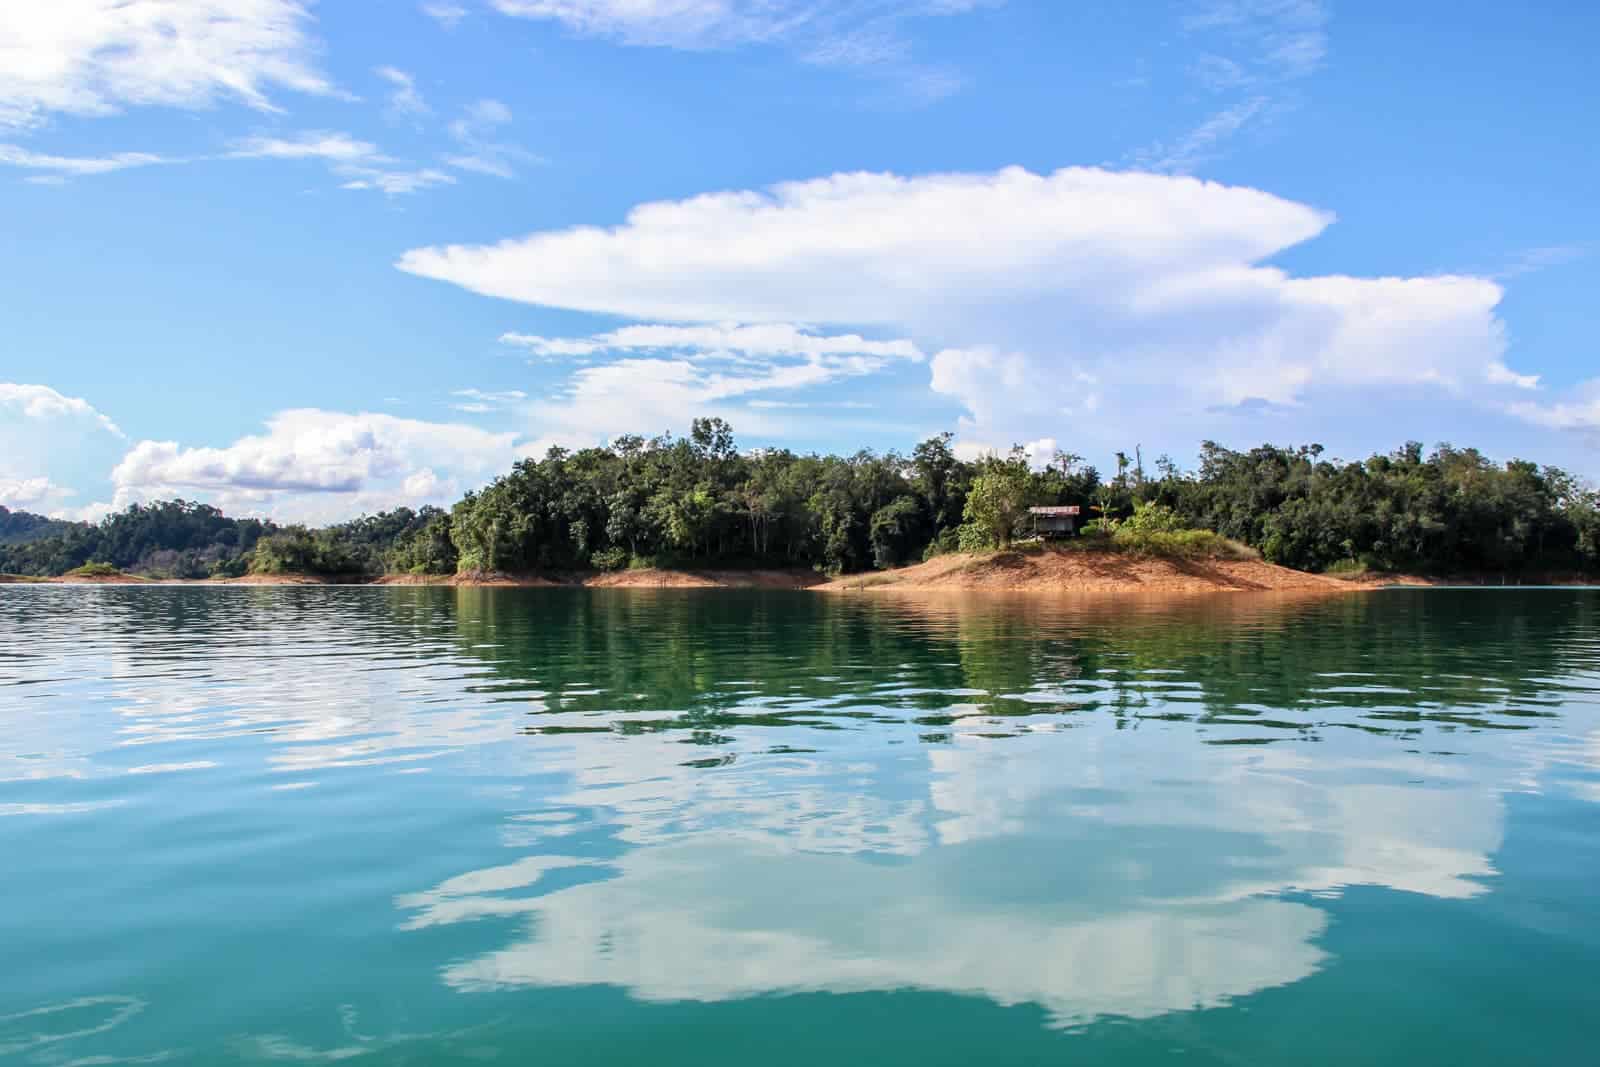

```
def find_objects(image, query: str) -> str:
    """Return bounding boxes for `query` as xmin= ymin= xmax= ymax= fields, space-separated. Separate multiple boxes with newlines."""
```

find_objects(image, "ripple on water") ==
xmin=1 ymin=586 xmax=1598 ymax=1064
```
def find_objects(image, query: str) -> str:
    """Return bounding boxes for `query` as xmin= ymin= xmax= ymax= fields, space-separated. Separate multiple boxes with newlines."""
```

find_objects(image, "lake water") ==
xmin=2 ymin=587 xmax=1598 ymax=1064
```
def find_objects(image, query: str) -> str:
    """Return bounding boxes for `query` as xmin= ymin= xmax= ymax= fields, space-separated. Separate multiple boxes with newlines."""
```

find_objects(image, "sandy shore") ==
xmin=8 ymin=552 xmax=1593 ymax=593
xmin=376 ymin=568 xmax=827 ymax=589
xmin=816 ymin=549 xmax=1355 ymax=595
xmin=3 ymin=572 xmax=150 ymax=585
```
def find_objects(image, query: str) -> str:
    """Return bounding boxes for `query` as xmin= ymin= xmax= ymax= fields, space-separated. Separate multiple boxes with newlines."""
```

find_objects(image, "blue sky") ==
xmin=2 ymin=0 xmax=1596 ymax=522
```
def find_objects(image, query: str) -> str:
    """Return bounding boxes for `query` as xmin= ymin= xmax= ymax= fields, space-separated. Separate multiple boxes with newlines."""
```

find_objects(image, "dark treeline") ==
xmin=0 ymin=500 xmax=272 ymax=578
xmin=2 ymin=420 xmax=1597 ymax=578
xmin=0 ymin=500 xmax=448 ymax=580
xmin=0 ymin=505 xmax=76 ymax=546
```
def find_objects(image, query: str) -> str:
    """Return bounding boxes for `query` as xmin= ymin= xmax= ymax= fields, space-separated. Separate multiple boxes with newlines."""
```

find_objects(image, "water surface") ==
xmin=2 ymin=587 xmax=1598 ymax=1064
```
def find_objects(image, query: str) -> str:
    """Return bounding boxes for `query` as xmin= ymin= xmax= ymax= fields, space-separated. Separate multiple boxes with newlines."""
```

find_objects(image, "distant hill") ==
xmin=0 ymin=505 xmax=81 ymax=547
xmin=0 ymin=499 xmax=448 ymax=580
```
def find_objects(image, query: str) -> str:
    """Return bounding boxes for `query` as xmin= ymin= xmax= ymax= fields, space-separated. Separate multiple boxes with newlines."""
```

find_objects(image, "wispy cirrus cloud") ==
xmin=230 ymin=130 xmax=456 ymax=196
xmin=421 ymin=2 xmax=470 ymax=29
xmin=0 ymin=0 xmax=333 ymax=130
xmin=444 ymin=99 xmax=535 ymax=179
xmin=1182 ymin=0 xmax=1329 ymax=82
xmin=377 ymin=66 xmax=431 ymax=122
xmin=340 ymin=168 xmax=458 ymax=195
xmin=1132 ymin=0 xmax=1329 ymax=173
xmin=489 ymin=0 xmax=999 ymax=100
xmin=1130 ymin=96 xmax=1270 ymax=175
xmin=0 ymin=143 xmax=170 ymax=182
xmin=451 ymin=388 xmax=529 ymax=413
xmin=1490 ymin=243 xmax=1589 ymax=281
xmin=229 ymin=131 xmax=390 ymax=164
xmin=501 ymin=322 xmax=925 ymax=362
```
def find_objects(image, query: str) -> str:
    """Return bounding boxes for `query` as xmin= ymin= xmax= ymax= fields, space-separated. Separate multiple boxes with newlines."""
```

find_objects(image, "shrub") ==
xmin=956 ymin=522 xmax=995 ymax=553
xmin=64 ymin=561 xmax=121 ymax=578
xmin=591 ymin=546 xmax=629 ymax=572
xmin=248 ymin=529 xmax=368 ymax=576
xmin=1111 ymin=527 xmax=1255 ymax=560
xmin=922 ymin=527 xmax=962 ymax=561
xmin=248 ymin=532 xmax=316 ymax=575
xmin=1121 ymin=501 xmax=1184 ymax=534
xmin=209 ymin=556 xmax=249 ymax=579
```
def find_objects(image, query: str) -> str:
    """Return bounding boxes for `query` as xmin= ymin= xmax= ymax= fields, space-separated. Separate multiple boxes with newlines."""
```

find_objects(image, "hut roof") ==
xmin=1029 ymin=506 xmax=1081 ymax=516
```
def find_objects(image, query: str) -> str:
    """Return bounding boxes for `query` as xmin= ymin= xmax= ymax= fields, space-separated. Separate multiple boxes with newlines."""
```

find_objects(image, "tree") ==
xmin=911 ymin=432 xmax=968 ymax=533
xmin=962 ymin=451 xmax=1033 ymax=548
xmin=869 ymin=496 xmax=922 ymax=569
xmin=5 ymin=421 xmax=1597 ymax=580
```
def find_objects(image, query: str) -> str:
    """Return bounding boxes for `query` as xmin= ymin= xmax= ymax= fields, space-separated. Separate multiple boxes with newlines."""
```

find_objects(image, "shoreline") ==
xmin=8 ymin=550 xmax=1597 ymax=594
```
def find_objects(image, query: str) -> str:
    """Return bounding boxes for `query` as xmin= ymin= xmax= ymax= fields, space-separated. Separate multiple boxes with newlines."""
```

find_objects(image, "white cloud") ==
xmin=950 ymin=436 xmax=1061 ymax=467
xmin=500 ymin=323 xmax=923 ymax=448
xmin=402 ymin=467 xmax=447 ymax=498
xmin=400 ymin=165 xmax=1524 ymax=447
xmin=401 ymin=167 xmax=1332 ymax=322
xmin=931 ymin=346 xmax=1031 ymax=427
xmin=108 ymin=409 xmax=522 ymax=522
xmin=1508 ymin=380 xmax=1600 ymax=432
xmin=1 ymin=384 xmax=124 ymax=522
xmin=0 ymin=143 xmax=168 ymax=178
xmin=0 ymin=383 xmax=123 ymax=436
xmin=52 ymin=500 xmax=116 ymax=523
xmin=0 ymin=0 xmax=332 ymax=130
xmin=523 ymin=350 xmax=895 ymax=452
xmin=932 ymin=346 xmax=1101 ymax=435
xmin=0 ymin=476 xmax=73 ymax=510
xmin=1486 ymin=361 xmax=1540 ymax=391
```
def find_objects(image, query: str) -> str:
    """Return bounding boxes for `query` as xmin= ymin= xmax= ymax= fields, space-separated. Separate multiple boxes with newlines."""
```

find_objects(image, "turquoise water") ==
xmin=2 ymin=587 xmax=1598 ymax=1064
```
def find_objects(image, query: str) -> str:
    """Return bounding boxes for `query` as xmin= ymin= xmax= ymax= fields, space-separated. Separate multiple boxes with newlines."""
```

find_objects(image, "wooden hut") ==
xmin=1028 ymin=505 xmax=1080 ymax=539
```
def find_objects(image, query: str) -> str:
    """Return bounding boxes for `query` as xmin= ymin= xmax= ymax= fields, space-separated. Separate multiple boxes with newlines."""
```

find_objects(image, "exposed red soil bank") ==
xmin=818 ymin=549 xmax=1355 ymax=595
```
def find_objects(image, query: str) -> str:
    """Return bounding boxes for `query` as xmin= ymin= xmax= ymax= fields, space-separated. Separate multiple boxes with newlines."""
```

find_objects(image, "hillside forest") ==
xmin=3 ymin=419 xmax=1597 ymax=580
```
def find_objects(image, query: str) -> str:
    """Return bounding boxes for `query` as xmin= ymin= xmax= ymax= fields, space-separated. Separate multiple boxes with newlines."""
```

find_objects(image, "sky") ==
xmin=1 ymin=0 xmax=1597 ymax=523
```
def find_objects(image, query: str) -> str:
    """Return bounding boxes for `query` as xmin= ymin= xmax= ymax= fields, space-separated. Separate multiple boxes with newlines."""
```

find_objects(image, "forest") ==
xmin=2 ymin=419 xmax=1597 ymax=579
